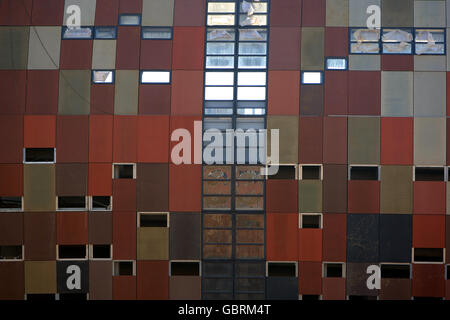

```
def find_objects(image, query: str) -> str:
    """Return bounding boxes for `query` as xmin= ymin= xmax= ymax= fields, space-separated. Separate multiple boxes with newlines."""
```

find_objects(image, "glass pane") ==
xmin=203 ymin=245 xmax=232 ymax=259
xmin=326 ymin=58 xmax=347 ymax=70
xmin=235 ymin=181 xmax=264 ymax=195
xmin=302 ymin=72 xmax=322 ymax=84
xmin=203 ymin=165 xmax=231 ymax=179
xmin=383 ymin=43 xmax=412 ymax=54
xmin=207 ymin=14 xmax=235 ymax=26
xmin=238 ymin=43 xmax=267 ymax=55
xmin=63 ymin=27 xmax=92 ymax=39
xmin=235 ymin=244 xmax=264 ymax=258
xmin=204 ymin=229 xmax=232 ymax=243
xmin=236 ymin=214 xmax=265 ymax=228
xmin=93 ymin=71 xmax=114 ymax=83
xmin=119 ymin=14 xmax=140 ymax=25
xmin=382 ymin=29 xmax=413 ymax=42
xmin=237 ymin=108 xmax=265 ymax=115
xmin=415 ymin=30 xmax=445 ymax=43
xmin=350 ymin=42 xmax=380 ymax=54
xmin=208 ymin=2 xmax=236 ymax=13
xmin=238 ymin=56 xmax=266 ymax=68
xmin=239 ymin=14 xmax=267 ymax=26
xmin=205 ymin=87 xmax=234 ymax=100
xmin=95 ymin=27 xmax=116 ymax=39
xmin=205 ymin=72 xmax=234 ymax=85
xmin=351 ymin=28 xmax=380 ymax=42
xmin=415 ymin=43 xmax=445 ymax=55
xmin=203 ymin=196 xmax=232 ymax=210
xmin=236 ymin=166 xmax=264 ymax=179
xmin=240 ymin=1 xmax=268 ymax=13
xmin=238 ymin=72 xmax=266 ymax=85
xmin=239 ymin=29 xmax=267 ymax=41
xmin=236 ymin=118 xmax=265 ymax=130
xmin=207 ymin=29 xmax=235 ymax=41
xmin=206 ymin=56 xmax=234 ymax=69
xmin=237 ymin=87 xmax=265 ymax=100
xmin=203 ymin=214 xmax=232 ymax=228
xmin=142 ymin=27 xmax=172 ymax=39
xmin=141 ymin=71 xmax=171 ymax=83
xmin=236 ymin=230 xmax=264 ymax=243
xmin=207 ymin=42 xmax=235 ymax=55
xmin=203 ymin=181 xmax=232 ymax=194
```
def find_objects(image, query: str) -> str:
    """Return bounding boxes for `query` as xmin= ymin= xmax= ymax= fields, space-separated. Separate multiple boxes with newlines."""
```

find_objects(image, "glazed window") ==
xmin=57 ymin=196 xmax=87 ymax=210
xmin=325 ymin=57 xmax=348 ymax=70
xmin=90 ymin=244 xmax=111 ymax=259
xmin=141 ymin=71 xmax=171 ymax=84
xmin=350 ymin=28 xmax=380 ymax=54
xmin=113 ymin=164 xmax=136 ymax=179
xmin=170 ymin=261 xmax=201 ymax=276
xmin=62 ymin=26 xmax=93 ymax=39
xmin=0 ymin=196 xmax=22 ymax=210
xmin=118 ymin=14 xmax=141 ymax=26
xmin=94 ymin=26 xmax=117 ymax=39
xmin=300 ymin=213 xmax=322 ymax=229
xmin=113 ymin=261 xmax=135 ymax=276
xmin=415 ymin=167 xmax=445 ymax=181
xmin=413 ymin=248 xmax=444 ymax=263
xmin=301 ymin=72 xmax=323 ymax=85
xmin=324 ymin=263 xmax=344 ymax=278
xmin=138 ymin=212 xmax=169 ymax=228
xmin=415 ymin=29 xmax=445 ymax=55
xmin=381 ymin=264 xmax=410 ymax=279
xmin=92 ymin=70 xmax=114 ymax=84
xmin=141 ymin=27 xmax=172 ymax=39
xmin=0 ymin=245 xmax=23 ymax=260
xmin=349 ymin=166 xmax=379 ymax=181
xmin=300 ymin=165 xmax=322 ymax=180
xmin=382 ymin=28 xmax=413 ymax=54
xmin=267 ymin=262 xmax=297 ymax=277
xmin=90 ymin=196 xmax=112 ymax=211
xmin=58 ymin=245 xmax=87 ymax=260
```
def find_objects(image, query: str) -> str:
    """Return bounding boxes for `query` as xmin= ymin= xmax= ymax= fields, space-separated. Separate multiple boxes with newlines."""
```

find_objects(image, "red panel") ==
xmin=322 ymin=278 xmax=346 ymax=300
xmin=57 ymin=212 xmax=88 ymax=245
xmin=112 ymin=180 xmax=137 ymax=212
xmin=89 ymin=115 xmax=113 ymax=163
xmin=88 ymin=164 xmax=113 ymax=196
xmin=24 ymin=115 xmax=56 ymax=148
xmin=266 ymin=180 xmax=298 ymax=213
xmin=172 ymin=27 xmax=204 ymax=70
xmin=324 ymin=71 xmax=348 ymax=115
xmin=268 ymin=71 xmax=300 ymax=115
xmin=171 ymin=71 xmax=203 ymax=115
xmin=169 ymin=164 xmax=201 ymax=212
xmin=112 ymin=212 xmax=136 ymax=259
xmin=95 ymin=0 xmax=119 ymax=25
xmin=116 ymin=27 xmax=141 ymax=69
xmin=322 ymin=213 xmax=346 ymax=261
xmin=174 ymin=0 xmax=205 ymax=26
xmin=56 ymin=116 xmax=89 ymax=163
xmin=137 ymin=261 xmax=169 ymax=300
xmin=0 ymin=115 xmax=23 ymax=163
xmin=381 ymin=117 xmax=413 ymax=165
xmin=138 ymin=85 xmax=171 ymax=115
xmin=448 ymin=119 xmax=450 ymax=164
xmin=348 ymin=181 xmax=380 ymax=214
xmin=270 ymin=0 xmax=301 ymax=27
xmin=301 ymin=0 xmax=325 ymax=27
xmin=325 ymin=27 xmax=348 ymax=56
xmin=140 ymin=40 xmax=172 ymax=70
xmin=414 ymin=182 xmax=446 ymax=215
xmin=169 ymin=116 xmax=202 ymax=163
xmin=413 ymin=215 xmax=445 ymax=248
xmin=412 ymin=264 xmax=445 ymax=298
xmin=348 ymin=71 xmax=381 ymax=115
xmin=0 ymin=70 xmax=26 ymax=114
xmin=119 ymin=0 xmax=142 ymax=13
xmin=299 ymin=262 xmax=322 ymax=295
xmin=113 ymin=276 xmax=136 ymax=300
xmin=381 ymin=55 xmax=414 ymax=71
xmin=91 ymin=84 xmax=114 ymax=115
xmin=31 ymin=0 xmax=64 ymax=25
xmin=299 ymin=117 xmax=323 ymax=163
xmin=323 ymin=117 xmax=347 ymax=164
xmin=266 ymin=213 xmax=298 ymax=261
xmin=298 ymin=229 xmax=322 ymax=262
xmin=137 ymin=116 xmax=170 ymax=163
xmin=60 ymin=40 xmax=93 ymax=69
xmin=26 ymin=70 xmax=59 ymax=115
xmin=113 ymin=116 xmax=137 ymax=163
xmin=0 ymin=164 xmax=22 ymax=196
xmin=0 ymin=0 xmax=32 ymax=25
xmin=269 ymin=27 xmax=301 ymax=70
xmin=0 ymin=262 xmax=24 ymax=300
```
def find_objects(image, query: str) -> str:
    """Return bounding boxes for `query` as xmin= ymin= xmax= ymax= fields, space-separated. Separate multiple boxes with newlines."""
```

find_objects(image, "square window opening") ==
xmin=91 ymin=196 xmax=111 ymax=211
xmin=380 ymin=264 xmax=410 ymax=279
xmin=413 ymin=248 xmax=444 ymax=263
xmin=324 ymin=263 xmax=343 ymax=278
xmin=114 ymin=261 xmax=134 ymax=276
xmin=58 ymin=245 xmax=87 ymax=260
xmin=170 ymin=261 xmax=200 ymax=276
xmin=350 ymin=166 xmax=379 ymax=181
xmin=267 ymin=262 xmax=297 ymax=277
xmin=415 ymin=167 xmax=445 ymax=182
xmin=24 ymin=148 xmax=55 ymax=163
xmin=57 ymin=196 xmax=86 ymax=210
xmin=301 ymin=214 xmax=322 ymax=229
xmin=139 ymin=213 xmax=168 ymax=228
xmin=0 ymin=245 xmax=23 ymax=260
xmin=113 ymin=164 xmax=135 ymax=179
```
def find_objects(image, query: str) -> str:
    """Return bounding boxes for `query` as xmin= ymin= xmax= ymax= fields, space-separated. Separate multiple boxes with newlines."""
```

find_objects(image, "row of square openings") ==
xmin=0 ymin=245 xmax=112 ymax=261
xmin=25 ymin=294 xmax=89 ymax=301
xmin=62 ymin=25 xmax=173 ymax=39
xmin=0 ymin=196 xmax=111 ymax=212
xmin=207 ymin=1 xmax=268 ymax=27
xmin=92 ymin=70 xmax=171 ymax=84
xmin=114 ymin=260 xmax=201 ymax=277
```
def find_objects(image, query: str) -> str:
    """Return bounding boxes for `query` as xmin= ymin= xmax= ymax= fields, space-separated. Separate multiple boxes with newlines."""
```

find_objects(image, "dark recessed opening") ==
xmin=381 ymin=264 xmax=410 ymax=279
xmin=92 ymin=196 xmax=111 ymax=210
xmin=140 ymin=213 xmax=167 ymax=227
xmin=269 ymin=166 xmax=296 ymax=180
xmin=302 ymin=215 xmax=321 ymax=229
xmin=325 ymin=263 xmax=343 ymax=278
xmin=114 ymin=164 xmax=134 ymax=179
xmin=348 ymin=295 xmax=377 ymax=300
xmin=447 ymin=265 xmax=450 ymax=280
xmin=302 ymin=166 xmax=321 ymax=180
xmin=26 ymin=294 xmax=56 ymax=301
xmin=58 ymin=196 xmax=86 ymax=209
xmin=0 ymin=245 xmax=22 ymax=259
xmin=0 ymin=196 xmax=21 ymax=209
xmin=350 ymin=166 xmax=378 ymax=180
xmin=92 ymin=245 xmax=111 ymax=259
xmin=171 ymin=261 xmax=200 ymax=276
xmin=59 ymin=293 xmax=87 ymax=301
xmin=58 ymin=245 xmax=86 ymax=259
xmin=25 ymin=148 xmax=55 ymax=162
xmin=415 ymin=167 xmax=445 ymax=181
xmin=114 ymin=261 xmax=133 ymax=276
xmin=414 ymin=248 xmax=443 ymax=263
xmin=302 ymin=295 xmax=320 ymax=300
xmin=267 ymin=263 xmax=296 ymax=277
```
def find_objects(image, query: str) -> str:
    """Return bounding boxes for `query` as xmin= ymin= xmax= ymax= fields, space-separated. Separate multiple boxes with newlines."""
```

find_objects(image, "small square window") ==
xmin=139 ymin=212 xmax=169 ymax=228
xmin=114 ymin=261 xmax=135 ymax=276
xmin=58 ymin=245 xmax=87 ymax=260
xmin=382 ymin=28 xmax=413 ymax=54
xmin=381 ymin=264 xmax=410 ymax=279
xmin=94 ymin=26 xmax=117 ymax=39
xmin=301 ymin=72 xmax=323 ymax=85
xmin=90 ymin=244 xmax=111 ymax=259
xmin=325 ymin=57 xmax=348 ymax=70
xmin=349 ymin=28 xmax=380 ymax=54
xmin=57 ymin=196 xmax=86 ymax=210
xmin=119 ymin=14 xmax=141 ymax=26
xmin=300 ymin=165 xmax=322 ymax=180
xmin=113 ymin=164 xmax=135 ymax=179
xmin=415 ymin=29 xmax=445 ymax=55
xmin=349 ymin=166 xmax=379 ymax=181
xmin=324 ymin=263 xmax=343 ymax=278
xmin=300 ymin=214 xmax=322 ymax=229
xmin=0 ymin=245 xmax=23 ymax=260
xmin=24 ymin=148 xmax=55 ymax=163
xmin=141 ymin=71 xmax=171 ymax=84
xmin=0 ymin=197 xmax=22 ymax=211
xmin=413 ymin=248 xmax=444 ymax=263
xmin=91 ymin=196 xmax=112 ymax=211
xmin=141 ymin=27 xmax=172 ymax=40
xmin=62 ymin=26 xmax=93 ymax=39
xmin=170 ymin=261 xmax=200 ymax=276
xmin=267 ymin=262 xmax=297 ymax=277
xmin=92 ymin=70 xmax=114 ymax=84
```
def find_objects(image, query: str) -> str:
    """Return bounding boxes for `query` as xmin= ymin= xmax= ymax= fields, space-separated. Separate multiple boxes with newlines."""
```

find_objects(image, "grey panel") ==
xmin=348 ymin=117 xmax=380 ymax=165
xmin=301 ymin=28 xmax=324 ymax=70
xmin=381 ymin=0 xmax=413 ymax=27
xmin=28 ymin=27 xmax=61 ymax=70
xmin=266 ymin=277 xmax=298 ymax=300
xmin=414 ymin=0 xmax=446 ymax=27
xmin=63 ymin=0 xmax=97 ymax=26
xmin=58 ymin=70 xmax=91 ymax=115
xmin=114 ymin=70 xmax=139 ymax=115
xmin=142 ymin=0 xmax=175 ymax=26
xmin=0 ymin=27 xmax=29 ymax=69
xmin=414 ymin=56 xmax=446 ymax=72
xmin=349 ymin=0 xmax=381 ymax=27
xmin=381 ymin=71 xmax=413 ymax=116
xmin=92 ymin=40 xmax=116 ymax=69
xmin=414 ymin=117 xmax=446 ymax=165
xmin=414 ymin=72 xmax=446 ymax=117
xmin=349 ymin=55 xmax=380 ymax=71
xmin=326 ymin=0 xmax=349 ymax=27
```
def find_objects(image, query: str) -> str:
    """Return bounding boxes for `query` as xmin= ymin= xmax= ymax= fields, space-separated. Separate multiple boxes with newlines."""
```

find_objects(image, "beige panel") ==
xmin=348 ymin=117 xmax=380 ymax=164
xmin=142 ymin=0 xmax=175 ymax=26
xmin=414 ymin=1 xmax=446 ymax=27
xmin=24 ymin=164 xmax=56 ymax=212
xmin=380 ymin=165 xmax=413 ymax=214
xmin=414 ymin=117 xmax=446 ymax=165
xmin=326 ymin=0 xmax=349 ymax=27
xmin=301 ymin=28 xmax=324 ymax=70
xmin=92 ymin=40 xmax=116 ymax=69
xmin=349 ymin=55 xmax=380 ymax=71
xmin=58 ymin=70 xmax=91 ymax=115
xmin=414 ymin=56 xmax=446 ymax=72
xmin=349 ymin=0 xmax=381 ymax=27
xmin=25 ymin=261 xmax=57 ymax=294
xmin=137 ymin=228 xmax=169 ymax=260
xmin=0 ymin=27 xmax=29 ymax=69
xmin=28 ymin=27 xmax=61 ymax=69
xmin=114 ymin=70 xmax=139 ymax=115
xmin=267 ymin=116 xmax=298 ymax=164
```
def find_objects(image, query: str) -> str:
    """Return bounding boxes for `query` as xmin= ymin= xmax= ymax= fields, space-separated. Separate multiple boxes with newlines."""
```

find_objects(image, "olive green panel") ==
xmin=381 ymin=0 xmax=413 ymax=27
xmin=58 ymin=70 xmax=91 ymax=115
xmin=326 ymin=0 xmax=349 ymax=27
xmin=414 ymin=0 xmax=446 ymax=27
xmin=348 ymin=117 xmax=380 ymax=165
xmin=380 ymin=166 xmax=413 ymax=214
xmin=414 ymin=118 xmax=446 ymax=165
xmin=24 ymin=165 xmax=56 ymax=212
xmin=63 ymin=0 xmax=97 ymax=26
xmin=92 ymin=40 xmax=116 ymax=69
xmin=298 ymin=180 xmax=322 ymax=213
xmin=28 ymin=27 xmax=61 ymax=70
xmin=349 ymin=0 xmax=381 ymax=27
xmin=114 ymin=70 xmax=139 ymax=115
xmin=137 ymin=228 xmax=169 ymax=260
xmin=414 ymin=56 xmax=446 ymax=72
xmin=381 ymin=71 xmax=413 ymax=116
xmin=25 ymin=261 xmax=57 ymax=294
xmin=301 ymin=28 xmax=324 ymax=70
xmin=0 ymin=27 xmax=29 ymax=69
xmin=142 ymin=0 xmax=175 ymax=26
xmin=267 ymin=116 xmax=298 ymax=164
xmin=349 ymin=55 xmax=380 ymax=71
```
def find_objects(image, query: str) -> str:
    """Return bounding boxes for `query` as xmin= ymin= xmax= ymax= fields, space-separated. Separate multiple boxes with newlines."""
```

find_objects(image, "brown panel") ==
xmin=266 ymin=180 xmax=298 ymax=213
xmin=169 ymin=276 xmax=201 ymax=300
xmin=112 ymin=180 xmax=137 ymax=212
xmin=322 ymin=213 xmax=346 ymax=261
xmin=170 ymin=213 xmax=201 ymax=260
xmin=90 ymin=84 xmax=114 ymax=115
xmin=112 ymin=276 xmax=136 ymax=300
xmin=172 ymin=27 xmax=204 ymax=70
xmin=56 ymin=163 xmax=88 ymax=196
xmin=300 ymin=85 xmax=323 ymax=116
xmin=57 ymin=212 xmax=88 ymax=245
xmin=269 ymin=27 xmax=301 ymax=70
xmin=112 ymin=212 xmax=136 ymax=260
xmin=0 ymin=70 xmax=26 ymax=114
xmin=0 ymin=115 xmax=23 ymax=163
xmin=323 ymin=117 xmax=347 ymax=164
xmin=0 ymin=213 xmax=23 ymax=245
xmin=325 ymin=27 xmax=348 ymax=56
xmin=56 ymin=116 xmax=89 ymax=163
xmin=299 ymin=117 xmax=323 ymax=163
xmin=31 ymin=0 xmax=64 ymax=25
xmin=59 ymin=40 xmax=93 ymax=69
xmin=138 ymin=85 xmax=171 ymax=115
xmin=347 ymin=263 xmax=379 ymax=296
xmin=0 ymin=164 xmax=22 ymax=196
xmin=380 ymin=279 xmax=411 ymax=300
xmin=137 ymin=261 xmax=169 ymax=300
xmin=116 ymin=26 xmax=140 ymax=69
xmin=270 ymin=0 xmax=301 ymax=26
xmin=0 ymin=262 xmax=24 ymax=299
xmin=323 ymin=165 xmax=347 ymax=213
xmin=140 ymin=40 xmax=172 ymax=69
xmin=136 ymin=163 xmax=168 ymax=212
xmin=322 ymin=278 xmax=346 ymax=300
xmin=412 ymin=264 xmax=445 ymax=298
xmin=299 ymin=262 xmax=322 ymax=295
xmin=89 ymin=261 xmax=112 ymax=300
xmin=95 ymin=0 xmax=119 ymax=25
xmin=26 ymin=70 xmax=59 ymax=114
xmin=349 ymin=71 xmax=381 ymax=115
xmin=0 ymin=0 xmax=32 ymax=25
xmin=24 ymin=212 xmax=56 ymax=260
xmin=174 ymin=0 xmax=205 ymax=26
xmin=268 ymin=71 xmax=300 ymax=115
xmin=324 ymin=71 xmax=348 ymax=115
xmin=381 ymin=55 xmax=413 ymax=71
xmin=119 ymin=0 xmax=142 ymax=13
xmin=302 ymin=0 xmax=325 ymax=27
xmin=89 ymin=212 xmax=112 ymax=245
xmin=447 ymin=216 xmax=450 ymax=263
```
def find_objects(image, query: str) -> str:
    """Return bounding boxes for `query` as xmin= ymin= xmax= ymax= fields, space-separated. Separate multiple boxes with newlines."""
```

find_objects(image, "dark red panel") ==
xmin=412 ymin=264 xmax=445 ymax=298
xmin=24 ymin=212 xmax=56 ymax=260
xmin=0 ymin=70 xmax=26 ymax=114
xmin=56 ymin=115 xmax=89 ymax=163
xmin=323 ymin=165 xmax=347 ymax=213
xmin=381 ymin=55 xmax=414 ymax=71
xmin=26 ymin=70 xmax=59 ymax=115
xmin=95 ymin=0 xmax=120 ymax=25
xmin=172 ymin=27 xmax=204 ymax=70
xmin=268 ymin=71 xmax=300 ymax=115
xmin=325 ymin=27 xmax=348 ymax=56
xmin=137 ymin=261 xmax=169 ymax=300
xmin=0 ymin=115 xmax=23 ymax=163
xmin=113 ymin=276 xmax=136 ymax=300
xmin=266 ymin=213 xmax=298 ymax=261
xmin=299 ymin=117 xmax=323 ymax=163
xmin=174 ymin=0 xmax=205 ymax=26
xmin=447 ymin=216 xmax=450 ymax=263
xmin=169 ymin=164 xmax=201 ymax=212
xmin=323 ymin=117 xmax=347 ymax=164
xmin=137 ymin=116 xmax=170 ymax=163
xmin=57 ymin=212 xmax=88 ymax=245
xmin=324 ymin=71 xmax=348 ymax=115
xmin=112 ymin=212 xmax=136 ymax=260
xmin=301 ymin=0 xmax=325 ymax=27
xmin=31 ymin=0 xmax=64 ymax=25
xmin=0 ymin=262 xmax=24 ymax=300
xmin=413 ymin=182 xmax=446 ymax=215
xmin=348 ymin=71 xmax=381 ymax=115
xmin=348 ymin=181 xmax=380 ymax=214
xmin=140 ymin=40 xmax=173 ymax=70
xmin=24 ymin=115 xmax=56 ymax=148
xmin=88 ymin=163 xmax=113 ymax=196
xmin=266 ymin=180 xmax=298 ymax=213
xmin=0 ymin=0 xmax=32 ymax=25
xmin=322 ymin=278 xmax=346 ymax=300
xmin=116 ymin=27 xmax=141 ymax=70
xmin=270 ymin=0 xmax=302 ymax=27
xmin=381 ymin=117 xmax=413 ymax=165
xmin=60 ymin=40 xmax=93 ymax=69
xmin=322 ymin=213 xmax=346 ymax=261
xmin=119 ymin=0 xmax=142 ymax=13
xmin=113 ymin=116 xmax=138 ymax=163
xmin=298 ymin=229 xmax=322 ymax=262
xmin=112 ymin=180 xmax=137 ymax=212
xmin=91 ymin=84 xmax=114 ymax=115
xmin=269 ymin=27 xmax=301 ymax=70
xmin=89 ymin=115 xmax=113 ymax=163
xmin=138 ymin=85 xmax=171 ymax=115
xmin=299 ymin=262 xmax=322 ymax=295
xmin=413 ymin=215 xmax=445 ymax=248
xmin=171 ymin=71 xmax=203 ymax=115
xmin=0 ymin=164 xmax=22 ymax=196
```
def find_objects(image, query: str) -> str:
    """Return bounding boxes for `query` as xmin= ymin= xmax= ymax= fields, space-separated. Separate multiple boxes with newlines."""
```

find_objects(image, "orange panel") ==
xmin=268 ymin=71 xmax=300 ymax=115
xmin=266 ymin=213 xmax=298 ymax=261
xmin=88 ymin=163 xmax=112 ymax=196
xmin=113 ymin=212 xmax=136 ymax=260
xmin=172 ymin=27 xmax=204 ymax=70
xmin=299 ymin=262 xmax=322 ymax=295
xmin=137 ymin=261 xmax=169 ymax=300
xmin=381 ymin=117 xmax=413 ymax=165
xmin=413 ymin=215 xmax=445 ymax=248
xmin=322 ymin=278 xmax=346 ymax=300
xmin=113 ymin=116 xmax=137 ymax=163
xmin=0 ymin=164 xmax=22 ymax=196
xmin=170 ymin=71 xmax=203 ymax=115
xmin=169 ymin=164 xmax=201 ymax=212
xmin=112 ymin=276 xmax=136 ymax=300
xmin=89 ymin=115 xmax=113 ymax=163
xmin=413 ymin=182 xmax=446 ymax=215
xmin=24 ymin=115 xmax=56 ymax=148
xmin=298 ymin=229 xmax=322 ymax=262
xmin=137 ymin=116 xmax=169 ymax=163
xmin=348 ymin=181 xmax=380 ymax=214
xmin=56 ymin=211 xmax=88 ymax=245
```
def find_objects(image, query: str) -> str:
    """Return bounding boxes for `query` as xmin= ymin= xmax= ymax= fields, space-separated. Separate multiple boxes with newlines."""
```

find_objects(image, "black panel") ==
xmin=350 ymin=166 xmax=378 ymax=180
xmin=347 ymin=214 xmax=379 ymax=262
xmin=57 ymin=261 xmax=89 ymax=293
xmin=379 ymin=214 xmax=412 ymax=263
xmin=381 ymin=264 xmax=410 ymax=279
xmin=266 ymin=277 xmax=298 ymax=300
xmin=171 ymin=261 xmax=200 ymax=276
